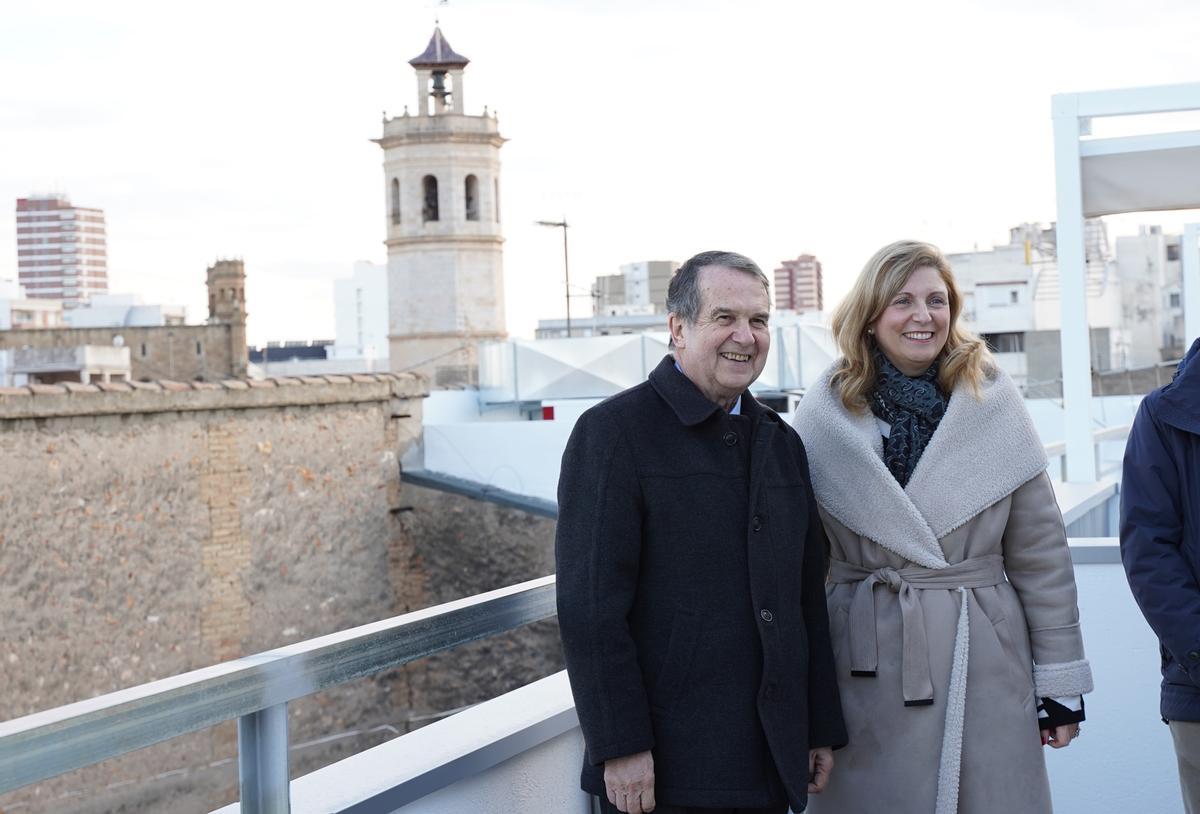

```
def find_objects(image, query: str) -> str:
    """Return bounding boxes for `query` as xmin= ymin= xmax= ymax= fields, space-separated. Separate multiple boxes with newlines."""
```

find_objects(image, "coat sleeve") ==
xmin=1000 ymin=471 xmax=1094 ymax=698
xmin=554 ymin=408 xmax=655 ymax=765
xmin=1120 ymin=400 xmax=1200 ymax=685
xmin=798 ymin=442 xmax=849 ymax=750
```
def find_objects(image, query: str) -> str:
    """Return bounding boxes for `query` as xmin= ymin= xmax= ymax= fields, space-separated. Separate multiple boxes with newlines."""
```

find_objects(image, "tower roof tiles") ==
xmin=409 ymin=27 xmax=470 ymax=68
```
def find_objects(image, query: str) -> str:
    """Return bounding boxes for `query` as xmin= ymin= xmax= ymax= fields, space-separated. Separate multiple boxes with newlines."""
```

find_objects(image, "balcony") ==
xmin=0 ymin=468 xmax=1185 ymax=814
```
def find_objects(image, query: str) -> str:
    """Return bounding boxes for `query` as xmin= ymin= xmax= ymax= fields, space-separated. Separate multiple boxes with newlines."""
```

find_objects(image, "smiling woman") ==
xmin=829 ymin=241 xmax=989 ymax=413
xmin=870 ymin=265 xmax=950 ymax=376
xmin=792 ymin=240 xmax=1093 ymax=814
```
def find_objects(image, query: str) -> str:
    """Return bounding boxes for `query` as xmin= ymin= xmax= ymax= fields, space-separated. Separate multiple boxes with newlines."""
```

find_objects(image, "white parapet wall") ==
xmin=211 ymin=672 xmax=590 ymax=814
xmin=209 ymin=551 xmax=1181 ymax=814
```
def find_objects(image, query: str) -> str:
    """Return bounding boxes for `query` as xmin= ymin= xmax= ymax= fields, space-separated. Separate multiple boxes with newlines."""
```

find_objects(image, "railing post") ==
xmin=238 ymin=703 xmax=290 ymax=813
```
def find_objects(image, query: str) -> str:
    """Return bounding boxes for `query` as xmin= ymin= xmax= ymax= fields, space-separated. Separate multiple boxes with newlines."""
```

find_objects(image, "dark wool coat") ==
xmin=1122 ymin=336 xmax=1200 ymax=722
xmin=555 ymin=356 xmax=847 ymax=813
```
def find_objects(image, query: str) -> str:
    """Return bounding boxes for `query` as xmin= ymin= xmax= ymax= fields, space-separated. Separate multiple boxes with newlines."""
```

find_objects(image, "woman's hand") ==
xmin=1041 ymin=723 xmax=1080 ymax=748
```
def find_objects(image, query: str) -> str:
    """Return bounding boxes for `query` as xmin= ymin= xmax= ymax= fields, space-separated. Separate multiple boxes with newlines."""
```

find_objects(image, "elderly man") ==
xmin=555 ymin=251 xmax=847 ymax=814
xmin=1121 ymin=336 xmax=1200 ymax=814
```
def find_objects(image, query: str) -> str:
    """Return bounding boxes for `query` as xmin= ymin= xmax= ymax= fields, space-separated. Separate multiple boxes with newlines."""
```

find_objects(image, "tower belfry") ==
xmin=410 ymin=26 xmax=469 ymax=115
xmin=375 ymin=26 xmax=507 ymax=386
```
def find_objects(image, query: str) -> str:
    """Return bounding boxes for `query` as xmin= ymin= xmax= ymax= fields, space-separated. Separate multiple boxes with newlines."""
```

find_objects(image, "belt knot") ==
xmin=873 ymin=566 xmax=905 ymax=593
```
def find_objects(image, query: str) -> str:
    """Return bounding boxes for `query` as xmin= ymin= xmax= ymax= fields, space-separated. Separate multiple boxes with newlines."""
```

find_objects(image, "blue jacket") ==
xmin=1121 ymin=336 xmax=1200 ymax=721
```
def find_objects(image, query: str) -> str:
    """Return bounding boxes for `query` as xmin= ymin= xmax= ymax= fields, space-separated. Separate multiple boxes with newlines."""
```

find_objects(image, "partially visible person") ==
xmin=556 ymin=250 xmax=847 ymax=814
xmin=793 ymin=239 xmax=1092 ymax=814
xmin=1121 ymin=335 xmax=1200 ymax=814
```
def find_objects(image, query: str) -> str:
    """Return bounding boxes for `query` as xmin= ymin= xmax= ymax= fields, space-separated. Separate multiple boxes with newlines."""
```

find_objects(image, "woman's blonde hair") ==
xmin=830 ymin=239 xmax=993 ymax=412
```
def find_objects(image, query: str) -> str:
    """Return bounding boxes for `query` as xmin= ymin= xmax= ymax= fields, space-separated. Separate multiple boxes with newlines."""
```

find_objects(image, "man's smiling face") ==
xmin=669 ymin=264 xmax=771 ymax=410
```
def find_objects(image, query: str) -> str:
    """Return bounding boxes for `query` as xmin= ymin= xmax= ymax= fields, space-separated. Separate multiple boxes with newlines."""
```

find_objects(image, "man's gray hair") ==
xmin=666 ymin=250 xmax=770 ymax=324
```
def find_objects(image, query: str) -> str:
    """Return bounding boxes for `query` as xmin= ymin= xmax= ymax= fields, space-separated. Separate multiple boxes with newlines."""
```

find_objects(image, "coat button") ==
xmin=723 ymin=431 xmax=738 ymax=446
xmin=1189 ymin=651 xmax=1200 ymax=661
xmin=752 ymin=515 xmax=762 ymax=532
xmin=760 ymin=609 xmax=774 ymax=622
xmin=763 ymin=683 xmax=777 ymax=700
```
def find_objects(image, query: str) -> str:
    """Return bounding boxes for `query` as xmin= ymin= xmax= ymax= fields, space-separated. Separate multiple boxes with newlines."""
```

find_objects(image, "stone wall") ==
xmin=0 ymin=323 xmax=245 ymax=382
xmin=0 ymin=374 xmax=427 ymax=812
xmin=0 ymin=374 xmax=564 ymax=813
xmin=394 ymin=481 xmax=562 ymax=724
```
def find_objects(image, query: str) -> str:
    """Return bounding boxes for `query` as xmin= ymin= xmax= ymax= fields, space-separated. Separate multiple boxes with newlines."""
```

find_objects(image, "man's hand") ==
xmin=604 ymin=750 xmax=655 ymax=813
xmin=808 ymin=746 xmax=834 ymax=793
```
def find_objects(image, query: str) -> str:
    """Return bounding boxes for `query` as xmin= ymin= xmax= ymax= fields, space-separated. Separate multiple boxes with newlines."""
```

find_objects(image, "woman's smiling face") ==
xmin=871 ymin=265 xmax=950 ymax=376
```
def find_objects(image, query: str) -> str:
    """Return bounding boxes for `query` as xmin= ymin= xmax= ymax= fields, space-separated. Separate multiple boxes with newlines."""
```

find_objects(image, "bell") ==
xmin=430 ymin=71 xmax=449 ymax=100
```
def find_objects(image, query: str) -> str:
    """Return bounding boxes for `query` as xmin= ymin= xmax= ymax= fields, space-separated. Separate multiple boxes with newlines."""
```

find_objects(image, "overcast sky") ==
xmin=3 ymin=0 xmax=1199 ymax=345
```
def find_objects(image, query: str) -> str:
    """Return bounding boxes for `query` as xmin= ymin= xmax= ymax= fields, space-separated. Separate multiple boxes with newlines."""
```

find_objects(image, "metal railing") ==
xmin=1043 ymin=423 xmax=1131 ymax=480
xmin=0 ymin=575 xmax=557 ymax=813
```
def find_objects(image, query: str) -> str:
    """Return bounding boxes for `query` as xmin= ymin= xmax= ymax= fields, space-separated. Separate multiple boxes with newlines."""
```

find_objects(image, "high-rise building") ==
xmin=773 ymin=255 xmax=823 ymax=312
xmin=375 ymin=27 xmax=506 ymax=387
xmin=15 ymin=194 xmax=109 ymax=308
xmin=593 ymin=260 xmax=678 ymax=315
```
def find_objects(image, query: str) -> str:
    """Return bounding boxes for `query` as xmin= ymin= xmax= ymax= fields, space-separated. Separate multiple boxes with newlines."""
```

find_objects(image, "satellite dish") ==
xmin=113 ymin=335 xmax=125 ymax=347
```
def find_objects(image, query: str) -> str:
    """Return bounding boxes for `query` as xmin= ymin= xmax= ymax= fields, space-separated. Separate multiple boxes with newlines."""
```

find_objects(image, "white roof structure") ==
xmin=1052 ymin=81 xmax=1200 ymax=481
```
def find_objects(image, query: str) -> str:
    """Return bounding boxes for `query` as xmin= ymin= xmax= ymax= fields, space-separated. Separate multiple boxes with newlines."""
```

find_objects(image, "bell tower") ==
xmin=206 ymin=258 xmax=248 ymax=377
xmin=375 ymin=27 xmax=507 ymax=386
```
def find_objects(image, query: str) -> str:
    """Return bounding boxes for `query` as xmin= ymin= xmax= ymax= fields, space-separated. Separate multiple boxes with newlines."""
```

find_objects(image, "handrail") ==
xmin=1091 ymin=424 xmax=1132 ymax=443
xmin=0 ymin=574 xmax=557 ymax=810
xmin=1043 ymin=423 xmax=1130 ymax=465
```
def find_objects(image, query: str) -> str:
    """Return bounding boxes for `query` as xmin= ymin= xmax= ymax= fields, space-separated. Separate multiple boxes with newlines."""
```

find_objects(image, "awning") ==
xmin=1080 ymin=129 xmax=1200 ymax=217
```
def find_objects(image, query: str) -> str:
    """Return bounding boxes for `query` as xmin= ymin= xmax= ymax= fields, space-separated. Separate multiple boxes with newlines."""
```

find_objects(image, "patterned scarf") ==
xmin=870 ymin=351 xmax=948 ymax=487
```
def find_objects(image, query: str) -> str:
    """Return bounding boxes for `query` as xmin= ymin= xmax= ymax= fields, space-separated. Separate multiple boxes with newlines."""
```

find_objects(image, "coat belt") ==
xmin=829 ymin=554 xmax=1007 ymax=814
xmin=829 ymin=554 xmax=1005 ymax=704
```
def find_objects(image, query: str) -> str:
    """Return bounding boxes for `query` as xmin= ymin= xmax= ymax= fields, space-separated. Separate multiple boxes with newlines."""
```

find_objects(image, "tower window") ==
xmin=494 ymin=178 xmax=501 ymax=222
xmin=422 ymin=175 xmax=439 ymax=222
xmin=465 ymin=175 xmax=479 ymax=221
xmin=196 ymin=341 xmax=202 ymax=355
xmin=390 ymin=178 xmax=401 ymax=225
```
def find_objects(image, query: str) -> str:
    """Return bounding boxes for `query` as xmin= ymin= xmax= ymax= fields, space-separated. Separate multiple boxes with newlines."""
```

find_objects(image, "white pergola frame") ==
xmin=1051 ymin=82 xmax=1200 ymax=482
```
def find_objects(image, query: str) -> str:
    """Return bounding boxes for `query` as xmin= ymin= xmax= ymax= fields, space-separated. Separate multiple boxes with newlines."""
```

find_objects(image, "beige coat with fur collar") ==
xmin=793 ymin=365 xmax=1092 ymax=814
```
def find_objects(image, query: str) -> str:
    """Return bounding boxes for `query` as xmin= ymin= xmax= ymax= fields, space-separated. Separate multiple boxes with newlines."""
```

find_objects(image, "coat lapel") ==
xmin=793 ymin=365 xmax=1048 ymax=568
xmin=794 ymin=369 xmax=948 ymax=569
xmin=905 ymin=368 xmax=1047 ymax=539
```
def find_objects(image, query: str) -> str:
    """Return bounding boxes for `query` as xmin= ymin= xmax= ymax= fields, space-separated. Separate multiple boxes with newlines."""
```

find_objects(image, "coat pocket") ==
xmin=988 ymin=613 xmax=1035 ymax=705
xmin=651 ymin=608 xmax=701 ymax=715
xmin=1162 ymin=644 xmax=1200 ymax=691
